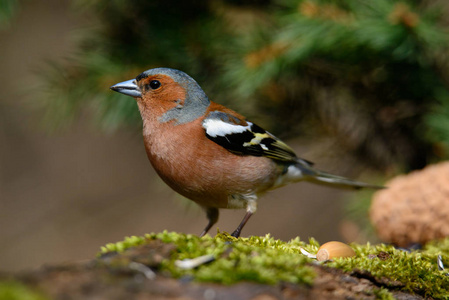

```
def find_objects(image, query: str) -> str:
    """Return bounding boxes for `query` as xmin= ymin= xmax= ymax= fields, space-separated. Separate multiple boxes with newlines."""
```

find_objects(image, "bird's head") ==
xmin=110 ymin=68 xmax=210 ymax=124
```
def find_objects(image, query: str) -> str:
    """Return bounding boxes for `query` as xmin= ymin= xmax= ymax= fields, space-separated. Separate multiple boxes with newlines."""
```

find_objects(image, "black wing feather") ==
xmin=202 ymin=111 xmax=312 ymax=165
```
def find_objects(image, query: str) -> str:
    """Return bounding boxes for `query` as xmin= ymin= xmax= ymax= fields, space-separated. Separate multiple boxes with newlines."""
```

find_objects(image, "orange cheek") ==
xmin=139 ymin=83 xmax=187 ymax=117
xmin=160 ymin=84 xmax=186 ymax=103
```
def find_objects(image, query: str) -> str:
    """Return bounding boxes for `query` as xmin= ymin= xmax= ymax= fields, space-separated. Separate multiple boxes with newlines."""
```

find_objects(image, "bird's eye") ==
xmin=149 ymin=80 xmax=161 ymax=90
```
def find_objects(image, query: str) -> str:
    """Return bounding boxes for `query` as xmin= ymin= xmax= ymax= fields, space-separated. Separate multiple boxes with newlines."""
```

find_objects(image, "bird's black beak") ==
xmin=110 ymin=79 xmax=142 ymax=98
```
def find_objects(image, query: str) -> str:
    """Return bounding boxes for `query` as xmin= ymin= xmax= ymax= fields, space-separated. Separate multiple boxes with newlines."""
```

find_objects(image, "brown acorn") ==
xmin=316 ymin=241 xmax=356 ymax=261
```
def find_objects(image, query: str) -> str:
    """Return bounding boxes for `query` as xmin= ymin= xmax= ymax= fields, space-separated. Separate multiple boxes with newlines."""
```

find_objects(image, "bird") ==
xmin=110 ymin=67 xmax=382 ymax=238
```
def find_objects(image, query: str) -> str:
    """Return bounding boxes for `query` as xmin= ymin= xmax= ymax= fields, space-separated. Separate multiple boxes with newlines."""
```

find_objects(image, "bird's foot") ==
xmin=231 ymin=229 xmax=241 ymax=238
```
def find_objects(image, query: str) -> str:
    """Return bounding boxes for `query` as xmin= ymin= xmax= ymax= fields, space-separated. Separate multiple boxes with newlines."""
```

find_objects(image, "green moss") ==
xmin=101 ymin=231 xmax=316 ymax=285
xmin=373 ymin=287 xmax=395 ymax=300
xmin=0 ymin=281 xmax=48 ymax=300
xmin=100 ymin=235 xmax=147 ymax=253
xmin=424 ymin=238 xmax=449 ymax=256
xmin=100 ymin=232 xmax=449 ymax=299
xmin=328 ymin=241 xmax=449 ymax=299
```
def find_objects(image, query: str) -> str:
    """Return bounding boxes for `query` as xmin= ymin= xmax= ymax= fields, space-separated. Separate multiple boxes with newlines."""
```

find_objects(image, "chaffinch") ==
xmin=110 ymin=68 xmax=381 ymax=238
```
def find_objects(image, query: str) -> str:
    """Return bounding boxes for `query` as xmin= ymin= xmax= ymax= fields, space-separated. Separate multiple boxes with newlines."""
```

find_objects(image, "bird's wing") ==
xmin=202 ymin=111 xmax=311 ymax=164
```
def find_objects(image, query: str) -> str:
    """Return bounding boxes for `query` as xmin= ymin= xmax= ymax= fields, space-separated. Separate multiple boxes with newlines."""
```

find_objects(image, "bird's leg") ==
xmin=231 ymin=197 xmax=257 ymax=238
xmin=200 ymin=207 xmax=219 ymax=237
xmin=231 ymin=211 xmax=253 ymax=238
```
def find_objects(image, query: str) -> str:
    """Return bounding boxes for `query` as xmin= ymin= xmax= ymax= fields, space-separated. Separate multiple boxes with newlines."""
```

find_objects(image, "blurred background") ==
xmin=1 ymin=0 xmax=449 ymax=272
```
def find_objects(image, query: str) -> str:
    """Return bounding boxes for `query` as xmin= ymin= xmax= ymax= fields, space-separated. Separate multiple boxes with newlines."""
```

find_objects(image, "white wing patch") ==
xmin=203 ymin=118 xmax=253 ymax=137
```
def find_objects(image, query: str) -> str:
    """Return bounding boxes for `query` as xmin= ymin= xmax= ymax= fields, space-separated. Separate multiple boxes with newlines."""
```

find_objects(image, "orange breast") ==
xmin=142 ymin=116 xmax=278 ymax=209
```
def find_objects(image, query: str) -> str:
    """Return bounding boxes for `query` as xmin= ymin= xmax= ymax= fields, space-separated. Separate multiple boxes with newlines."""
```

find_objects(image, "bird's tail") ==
xmin=307 ymin=170 xmax=384 ymax=190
